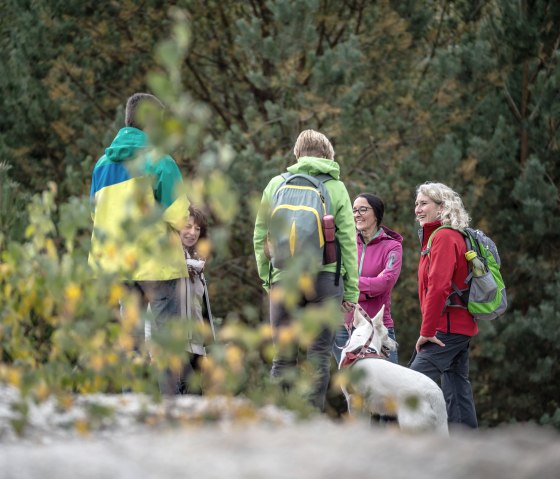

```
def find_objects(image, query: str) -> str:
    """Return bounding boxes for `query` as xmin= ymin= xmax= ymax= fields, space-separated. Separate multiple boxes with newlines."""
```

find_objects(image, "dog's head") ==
xmin=340 ymin=305 xmax=398 ymax=367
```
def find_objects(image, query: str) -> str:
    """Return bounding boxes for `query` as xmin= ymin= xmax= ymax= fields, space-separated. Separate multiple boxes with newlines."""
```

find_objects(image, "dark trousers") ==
xmin=127 ymin=279 xmax=183 ymax=395
xmin=178 ymin=354 xmax=203 ymax=395
xmin=270 ymin=272 xmax=344 ymax=411
xmin=409 ymin=332 xmax=478 ymax=429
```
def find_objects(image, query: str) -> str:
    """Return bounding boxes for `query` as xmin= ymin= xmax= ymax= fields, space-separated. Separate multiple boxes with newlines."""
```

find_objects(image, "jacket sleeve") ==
xmin=90 ymin=176 xmax=96 ymax=222
xmin=90 ymin=162 xmax=101 ymax=222
xmin=253 ymin=180 xmax=275 ymax=292
xmin=333 ymin=183 xmax=359 ymax=303
xmin=420 ymin=233 xmax=457 ymax=337
xmin=155 ymin=156 xmax=189 ymax=231
xmin=359 ymin=243 xmax=402 ymax=297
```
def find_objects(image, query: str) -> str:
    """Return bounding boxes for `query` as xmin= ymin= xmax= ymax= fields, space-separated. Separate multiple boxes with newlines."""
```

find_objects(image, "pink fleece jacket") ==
xmin=357 ymin=226 xmax=403 ymax=328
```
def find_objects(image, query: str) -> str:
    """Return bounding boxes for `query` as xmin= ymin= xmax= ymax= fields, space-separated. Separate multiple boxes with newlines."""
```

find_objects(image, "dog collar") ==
xmin=340 ymin=347 xmax=385 ymax=369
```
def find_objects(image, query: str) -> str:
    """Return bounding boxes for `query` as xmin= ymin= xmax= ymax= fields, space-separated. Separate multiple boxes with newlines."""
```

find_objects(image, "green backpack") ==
xmin=424 ymin=225 xmax=507 ymax=321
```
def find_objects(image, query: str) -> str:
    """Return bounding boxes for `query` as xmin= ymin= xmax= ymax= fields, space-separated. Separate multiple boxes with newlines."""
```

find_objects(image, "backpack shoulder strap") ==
xmin=281 ymin=172 xmax=321 ymax=187
xmin=315 ymin=173 xmax=334 ymax=184
xmin=314 ymin=174 xmax=334 ymax=214
xmin=421 ymin=225 xmax=453 ymax=257
xmin=272 ymin=172 xmax=292 ymax=194
xmin=421 ymin=225 xmax=469 ymax=259
xmin=272 ymin=172 xmax=298 ymax=200
xmin=422 ymin=225 xmax=467 ymax=256
xmin=273 ymin=172 xmax=332 ymax=215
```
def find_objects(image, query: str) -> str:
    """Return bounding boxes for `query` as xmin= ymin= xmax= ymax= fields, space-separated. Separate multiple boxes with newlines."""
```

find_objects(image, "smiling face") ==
xmin=180 ymin=216 xmax=201 ymax=250
xmin=415 ymin=193 xmax=442 ymax=227
xmin=353 ymin=196 xmax=377 ymax=233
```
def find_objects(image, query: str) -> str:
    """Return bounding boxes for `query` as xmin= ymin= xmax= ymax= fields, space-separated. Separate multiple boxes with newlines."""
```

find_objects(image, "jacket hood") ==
xmin=287 ymin=156 xmax=340 ymax=180
xmin=359 ymin=225 xmax=403 ymax=246
xmin=105 ymin=127 xmax=148 ymax=163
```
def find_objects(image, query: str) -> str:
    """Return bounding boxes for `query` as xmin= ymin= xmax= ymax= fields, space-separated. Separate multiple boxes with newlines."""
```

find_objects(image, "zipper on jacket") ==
xmin=446 ymin=312 xmax=451 ymax=334
xmin=358 ymin=244 xmax=367 ymax=276
xmin=358 ymin=228 xmax=383 ymax=276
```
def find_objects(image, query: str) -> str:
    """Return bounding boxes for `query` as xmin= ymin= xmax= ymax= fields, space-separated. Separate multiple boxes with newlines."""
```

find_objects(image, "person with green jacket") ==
xmin=89 ymin=93 xmax=189 ymax=394
xmin=253 ymin=129 xmax=359 ymax=410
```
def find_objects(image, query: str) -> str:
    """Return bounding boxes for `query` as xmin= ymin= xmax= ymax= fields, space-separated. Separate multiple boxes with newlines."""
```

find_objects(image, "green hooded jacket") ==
xmin=253 ymin=156 xmax=359 ymax=303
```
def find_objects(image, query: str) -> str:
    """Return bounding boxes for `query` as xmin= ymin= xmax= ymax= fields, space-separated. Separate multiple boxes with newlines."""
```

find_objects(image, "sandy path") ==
xmin=0 ymin=389 xmax=558 ymax=479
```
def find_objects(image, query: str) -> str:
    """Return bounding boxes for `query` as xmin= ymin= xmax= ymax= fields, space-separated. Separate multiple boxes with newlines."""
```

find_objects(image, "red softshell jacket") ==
xmin=418 ymin=221 xmax=478 ymax=337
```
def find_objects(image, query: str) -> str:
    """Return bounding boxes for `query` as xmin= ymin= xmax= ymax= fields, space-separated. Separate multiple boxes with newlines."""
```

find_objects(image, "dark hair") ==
xmin=125 ymin=93 xmax=164 ymax=130
xmin=356 ymin=193 xmax=384 ymax=225
xmin=188 ymin=205 xmax=208 ymax=240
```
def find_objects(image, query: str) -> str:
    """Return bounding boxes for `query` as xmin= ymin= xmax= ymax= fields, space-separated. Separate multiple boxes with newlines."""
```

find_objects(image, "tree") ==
xmin=0 ymin=0 xmax=559 ymax=426
xmin=0 ymin=0 xmax=171 ymax=196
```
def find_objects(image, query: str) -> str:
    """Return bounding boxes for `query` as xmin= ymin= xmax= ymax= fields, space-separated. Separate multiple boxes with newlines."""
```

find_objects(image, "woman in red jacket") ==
xmin=410 ymin=182 xmax=478 ymax=429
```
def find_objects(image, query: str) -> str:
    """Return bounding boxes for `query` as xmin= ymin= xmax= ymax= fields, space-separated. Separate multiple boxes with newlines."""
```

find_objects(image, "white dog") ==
xmin=339 ymin=305 xmax=449 ymax=435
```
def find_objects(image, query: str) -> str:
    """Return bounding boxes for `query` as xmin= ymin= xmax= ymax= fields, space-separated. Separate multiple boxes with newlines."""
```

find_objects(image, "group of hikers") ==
xmin=89 ymin=93 xmax=482 ymax=429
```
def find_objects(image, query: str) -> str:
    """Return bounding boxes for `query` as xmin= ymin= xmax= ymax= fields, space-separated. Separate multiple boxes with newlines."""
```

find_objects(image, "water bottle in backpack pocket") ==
xmin=322 ymin=214 xmax=337 ymax=264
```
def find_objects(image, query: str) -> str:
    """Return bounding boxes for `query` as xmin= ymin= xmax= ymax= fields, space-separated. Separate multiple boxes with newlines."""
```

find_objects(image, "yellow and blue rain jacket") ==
xmin=89 ymin=127 xmax=189 ymax=281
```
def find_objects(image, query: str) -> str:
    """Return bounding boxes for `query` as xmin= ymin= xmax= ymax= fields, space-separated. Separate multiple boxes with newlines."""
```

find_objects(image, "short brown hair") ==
xmin=125 ymin=93 xmax=164 ymax=130
xmin=293 ymin=129 xmax=335 ymax=160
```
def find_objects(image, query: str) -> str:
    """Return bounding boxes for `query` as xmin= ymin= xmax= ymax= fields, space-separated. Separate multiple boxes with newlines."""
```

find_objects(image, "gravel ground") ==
xmin=0 ymin=387 xmax=559 ymax=479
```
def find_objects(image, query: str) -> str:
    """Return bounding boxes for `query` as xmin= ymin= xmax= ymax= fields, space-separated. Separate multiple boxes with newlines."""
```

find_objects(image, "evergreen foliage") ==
xmin=0 ymin=0 xmax=559 ymax=426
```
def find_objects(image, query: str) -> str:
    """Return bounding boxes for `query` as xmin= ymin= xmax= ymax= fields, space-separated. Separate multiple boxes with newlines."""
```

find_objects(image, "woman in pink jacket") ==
xmin=334 ymin=193 xmax=403 ymax=364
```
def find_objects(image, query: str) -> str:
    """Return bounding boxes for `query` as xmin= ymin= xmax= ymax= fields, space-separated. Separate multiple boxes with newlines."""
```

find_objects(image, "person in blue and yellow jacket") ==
xmin=89 ymin=93 xmax=189 ymax=394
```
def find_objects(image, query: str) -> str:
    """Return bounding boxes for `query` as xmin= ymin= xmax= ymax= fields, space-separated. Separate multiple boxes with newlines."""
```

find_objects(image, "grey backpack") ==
xmin=268 ymin=173 xmax=332 ymax=270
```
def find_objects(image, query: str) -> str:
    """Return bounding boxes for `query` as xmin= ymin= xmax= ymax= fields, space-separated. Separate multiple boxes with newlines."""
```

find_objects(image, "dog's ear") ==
xmin=372 ymin=305 xmax=385 ymax=329
xmin=353 ymin=306 xmax=366 ymax=328
xmin=373 ymin=305 xmax=385 ymax=322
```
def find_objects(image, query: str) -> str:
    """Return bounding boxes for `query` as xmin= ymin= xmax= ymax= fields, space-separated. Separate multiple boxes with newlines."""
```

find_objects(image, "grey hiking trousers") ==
xmin=269 ymin=272 xmax=344 ymax=411
xmin=127 ymin=279 xmax=183 ymax=395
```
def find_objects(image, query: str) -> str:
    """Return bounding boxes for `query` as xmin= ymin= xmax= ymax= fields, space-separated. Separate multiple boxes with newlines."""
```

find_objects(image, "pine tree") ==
xmin=0 ymin=0 xmax=558 ymax=425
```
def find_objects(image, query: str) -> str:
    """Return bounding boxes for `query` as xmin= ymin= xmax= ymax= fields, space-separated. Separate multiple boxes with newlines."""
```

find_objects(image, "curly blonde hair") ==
xmin=416 ymin=182 xmax=470 ymax=230
xmin=293 ymin=129 xmax=335 ymax=160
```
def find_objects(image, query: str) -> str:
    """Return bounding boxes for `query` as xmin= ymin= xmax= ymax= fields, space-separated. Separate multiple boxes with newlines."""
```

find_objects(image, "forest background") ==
xmin=1 ymin=0 xmax=559 ymax=428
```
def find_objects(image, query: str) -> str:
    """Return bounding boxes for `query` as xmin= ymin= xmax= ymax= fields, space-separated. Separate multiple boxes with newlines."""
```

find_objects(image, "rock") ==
xmin=0 ymin=387 xmax=559 ymax=479
xmin=1 ymin=421 xmax=559 ymax=479
xmin=0 ymin=386 xmax=294 ymax=442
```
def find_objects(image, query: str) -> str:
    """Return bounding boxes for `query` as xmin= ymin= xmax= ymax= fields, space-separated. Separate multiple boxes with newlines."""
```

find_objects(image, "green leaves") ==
xmin=58 ymin=196 xmax=92 ymax=252
xmin=0 ymin=0 xmax=559 ymax=427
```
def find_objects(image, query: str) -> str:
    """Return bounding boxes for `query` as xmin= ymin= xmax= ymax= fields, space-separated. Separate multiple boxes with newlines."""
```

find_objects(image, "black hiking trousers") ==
xmin=410 ymin=332 xmax=478 ymax=429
